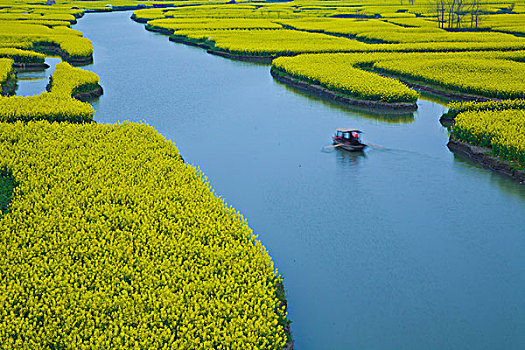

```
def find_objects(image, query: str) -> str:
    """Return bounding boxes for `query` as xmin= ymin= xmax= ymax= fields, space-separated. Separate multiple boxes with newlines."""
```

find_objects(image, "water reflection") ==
xmin=273 ymin=79 xmax=416 ymax=123
xmin=335 ymin=148 xmax=366 ymax=167
xmin=451 ymin=152 xmax=525 ymax=198
xmin=15 ymin=57 xmax=61 ymax=96
xmin=417 ymin=90 xmax=456 ymax=106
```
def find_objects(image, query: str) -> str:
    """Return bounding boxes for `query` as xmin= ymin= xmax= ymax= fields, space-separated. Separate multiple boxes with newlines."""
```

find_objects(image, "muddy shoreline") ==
xmin=276 ymin=281 xmax=294 ymax=350
xmin=447 ymin=136 xmax=525 ymax=184
xmin=439 ymin=113 xmax=456 ymax=126
xmin=46 ymin=82 xmax=104 ymax=101
xmin=13 ymin=62 xmax=50 ymax=71
xmin=271 ymin=67 xmax=418 ymax=111
xmin=207 ymin=50 xmax=275 ymax=64
xmin=74 ymin=85 xmax=104 ymax=101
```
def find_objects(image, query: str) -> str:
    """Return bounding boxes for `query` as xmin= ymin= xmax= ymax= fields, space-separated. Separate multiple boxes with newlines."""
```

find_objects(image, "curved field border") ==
xmin=270 ymin=63 xmax=497 ymax=114
xmin=45 ymin=83 xmax=104 ymax=101
xmin=207 ymin=49 xmax=276 ymax=64
xmin=271 ymin=66 xmax=418 ymax=111
xmin=140 ymin=20 xmax=510 ymax=112
xmin=73 ymin=84 xmax=103 ymax=101
xmin=365 ymin=68 xmax=495 ymax=104
xmin=447 ymin=135 xmax=525 ymax=184
xmin=33 ymin=44 xmax=93 ymax=65
xmin=45 ymin=80 xmax=103 ymax=102
xmin=144 ymin=23 xmax=278 ymax=63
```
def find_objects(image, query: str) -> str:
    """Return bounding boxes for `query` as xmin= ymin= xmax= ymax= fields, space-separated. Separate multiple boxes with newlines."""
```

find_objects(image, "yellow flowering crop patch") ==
xmin=453 ymin=109 xmax=525 ymax=165
xmin=273 ymin=53 xmax=419 ymax=103
xmin=446 ymin=99 xmax=525 ymax=119
xmin=0 ymin=62 xmax=99 ymax=123
xmin=0 ymin=47 xmax=44 ymax=63
xmin=0 ymin=22 xmax=93 ymax=60
xmin=373 ymin=57 xmax=525 ymax=99
xmin=148 ymin=18 xmax=283 ymax=31
xmin=49 ymin=62 xmax=100 ymax=97
xmin=0 ymin=94 xmax=94 ymax=122
xmin=0 ymin=121 xmax=287 ymax=349
xmin=273 ymin=51 xmax=525 ymax=104
xmin=0 ymin=58 xmax=13 ymax=86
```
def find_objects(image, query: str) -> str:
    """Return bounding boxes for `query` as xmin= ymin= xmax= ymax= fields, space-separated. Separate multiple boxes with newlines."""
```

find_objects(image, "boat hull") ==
xmin=333 ymin=139 xmax=367 ymax=152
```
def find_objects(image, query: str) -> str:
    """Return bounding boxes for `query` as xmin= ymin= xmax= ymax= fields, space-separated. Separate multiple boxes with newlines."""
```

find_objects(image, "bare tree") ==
xmin=468 ymin=0 xmax=482 ymax=28
xmin=435 ymin=0 xmax=484 ymax=29
xmin=446 ymin=0 xmax=456 ymax=29
xmin=435 ymin=0 xmax=446 ymax=28
xmin=454 ymin=0 xmax=468 ymax=28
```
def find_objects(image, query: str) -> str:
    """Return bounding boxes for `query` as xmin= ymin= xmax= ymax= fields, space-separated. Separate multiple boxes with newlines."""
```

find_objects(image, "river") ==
xmin=22 ymin=11 xmax=525 ymax=350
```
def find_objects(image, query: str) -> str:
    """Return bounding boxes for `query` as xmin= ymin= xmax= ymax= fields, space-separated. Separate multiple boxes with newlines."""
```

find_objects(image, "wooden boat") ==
xmin=332 ymin=128 xmax=367 ymax=151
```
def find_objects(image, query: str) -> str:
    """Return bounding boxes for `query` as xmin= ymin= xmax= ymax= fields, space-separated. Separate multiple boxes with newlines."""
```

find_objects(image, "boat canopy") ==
xmin=336 ymin=128 xmax=362 ymax=133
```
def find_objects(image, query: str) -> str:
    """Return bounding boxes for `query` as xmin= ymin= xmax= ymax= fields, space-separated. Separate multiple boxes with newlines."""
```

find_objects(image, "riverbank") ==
xmin=45 ymin=81 xmax=103 ymax=101
xmin=365 ymin=68 xmax=495 ymax=104
xmin=87 ymin=3 xmax=177 ymax=14
xmin=74 ymin=85 xmax=104 ymax=101
xmin=13 ymin=62 xmax=50 ymax=71
xmin=170 ymin=33 xmax=276 ymax=64
xmin=208 ymin=49 xmax=275 ymax=64
xmin=447 ymin=136 xmax=525 ymax=184
xmin=142 ymin=22 xmax=278 ymax=64
xmin=440 ymin=112 xmax=457 ymax=126
xmin=33 ymin=44 xmax=93 ymax=66
xmin=271 ymin=66 xmax=418 ymax=111
xmin=276 ymin=281 xmax=294 ymax=350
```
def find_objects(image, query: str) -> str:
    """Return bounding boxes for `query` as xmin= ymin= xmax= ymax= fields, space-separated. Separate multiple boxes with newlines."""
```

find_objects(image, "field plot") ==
xmin=453 ymin=108 xmax=525 ymax=164
xmin=0 ymin=60 xmax=99 ymax=122
xmin=273 ymin=53 xmax=419 ymax=104
xmin=0 ymin=121 xmax=288 ymax=349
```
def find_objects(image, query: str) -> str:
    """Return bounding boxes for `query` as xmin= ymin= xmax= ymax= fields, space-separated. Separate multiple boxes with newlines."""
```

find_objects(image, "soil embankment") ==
xmin=143 ymin=24 xmax=277 ymax=64
xmin=276 ymin=281 xmax=294 ymax=350
xmin=271 ymin=67 xmax=418 ymax=111
xmin=33 ymin=45 xmax=93 ymax=65
xmin=74 ymin=85 xmax=104 ymax=101
xmin=366 ymin=69 xmax=495 ymax=104
xmin=46 ymin=82 xmax=104 ymax=101
xmin=13 ymin=62 xmax=50 ymax=70
xmin=439 ymin=112 xmax=457 ymax=126
xmin=447 ymin=136 xmax=525 ymax=184
xmin=208 ymin=50 xmax=275 ymax=64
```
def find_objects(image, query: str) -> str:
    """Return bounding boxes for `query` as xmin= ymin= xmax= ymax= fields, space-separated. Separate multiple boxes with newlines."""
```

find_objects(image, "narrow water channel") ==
xmin=72 ymin=12 xmax=524 ymax=350
xmin=15 ymin=57 xmax=60 ymax=96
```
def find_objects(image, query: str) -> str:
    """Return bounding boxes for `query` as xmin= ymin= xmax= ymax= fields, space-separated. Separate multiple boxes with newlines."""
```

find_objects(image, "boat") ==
xmin=332 ymin=128 xmax=367 ymax=151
